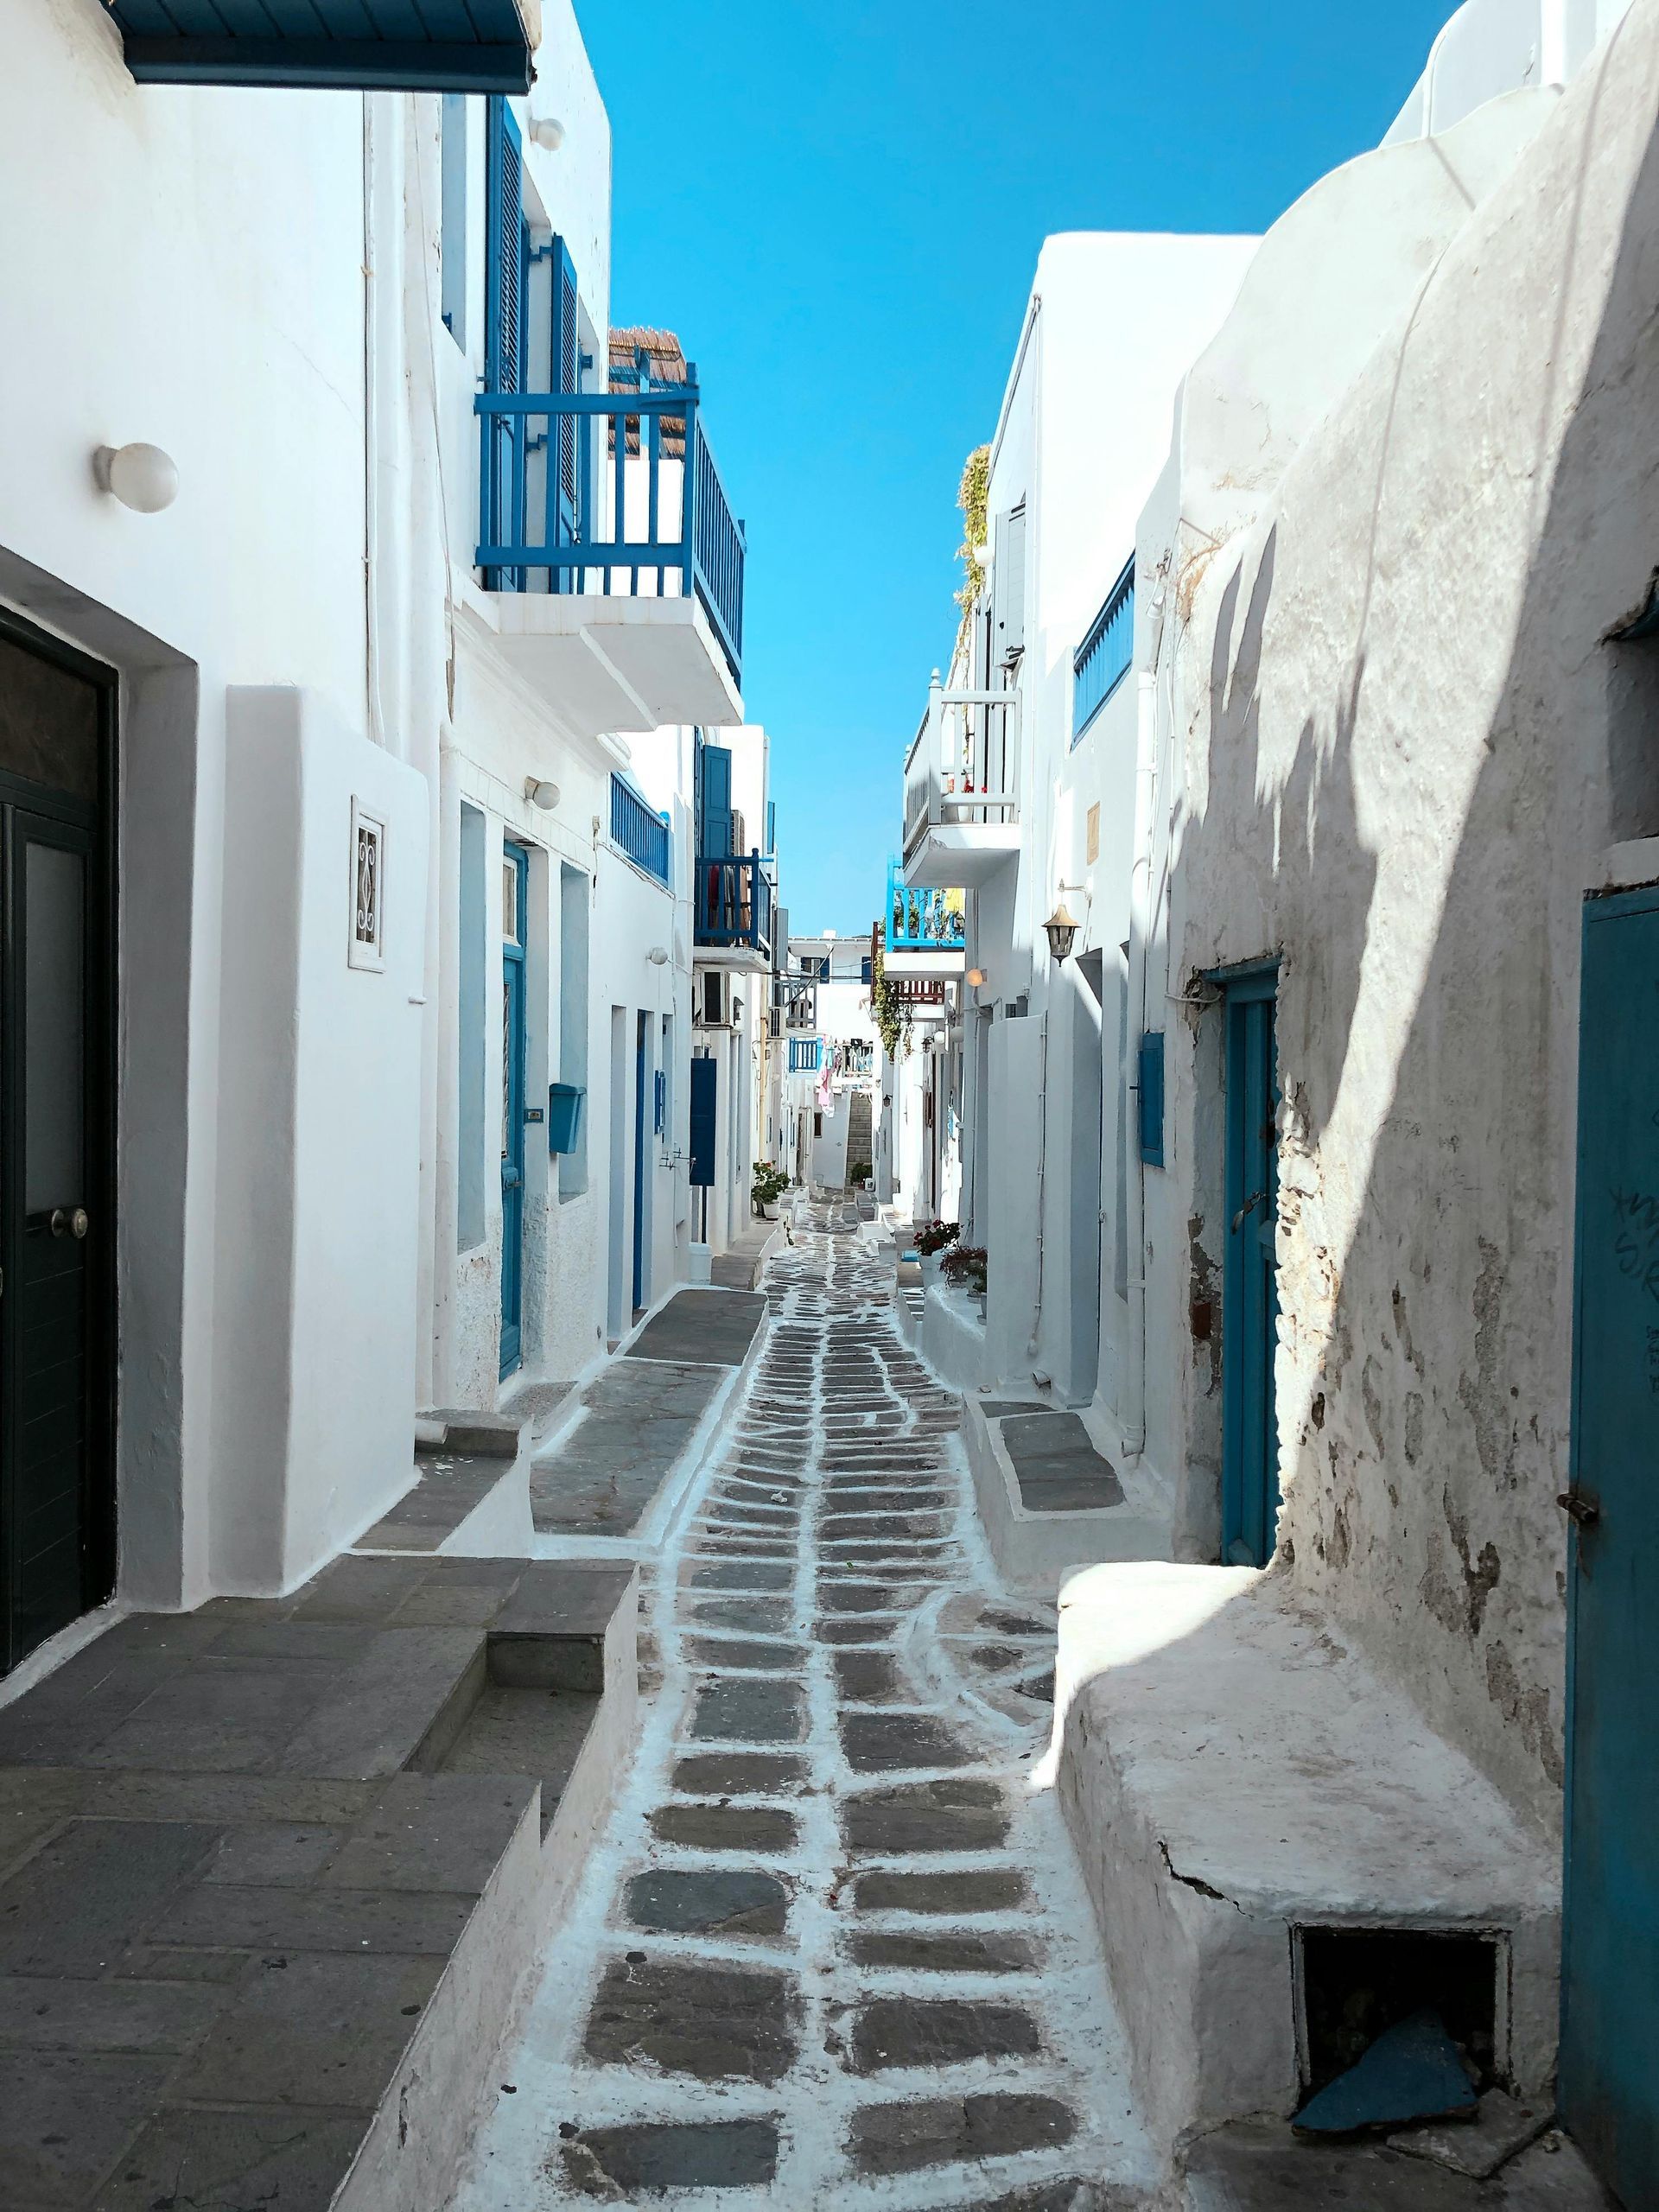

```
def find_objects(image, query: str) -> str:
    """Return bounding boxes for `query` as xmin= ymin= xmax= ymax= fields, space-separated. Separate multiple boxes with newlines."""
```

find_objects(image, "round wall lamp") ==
xmin=530 ymin=116 xmax=564 ymax=149
xmin=92 ymin=442 xmax=178 ymax=513
xmin=966 ymin=967 xmax=987 ymax=988
xmin=524 ymin=778 xmax=560 ymax=810
xmin=1043 ymin=900 xmax=1080 ymax=963
xmin=647 ymin=946 xmax=669 ymax=967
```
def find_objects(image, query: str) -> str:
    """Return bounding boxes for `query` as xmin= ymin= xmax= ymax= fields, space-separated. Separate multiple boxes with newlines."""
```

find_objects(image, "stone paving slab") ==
xmin=530 ymin=1359 xmax=725 ymax=1536
xmin=626 ymin=1287 xmax=768 ymax=1366
xmin=996 ymin=1410 xmax=1125 ymax=1512
xmin=454 ymin=1205 xmax=1159 ymax=2211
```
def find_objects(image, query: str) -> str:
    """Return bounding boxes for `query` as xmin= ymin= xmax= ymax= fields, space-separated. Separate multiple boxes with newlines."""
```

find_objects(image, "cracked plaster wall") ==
xmin=1156 ymin=3 xmax=1659 ymax=1819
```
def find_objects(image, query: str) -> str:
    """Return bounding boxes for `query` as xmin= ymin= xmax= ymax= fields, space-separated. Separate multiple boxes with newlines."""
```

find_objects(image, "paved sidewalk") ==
xmin=456 ymin=1205 xmax=1152 ymax=2209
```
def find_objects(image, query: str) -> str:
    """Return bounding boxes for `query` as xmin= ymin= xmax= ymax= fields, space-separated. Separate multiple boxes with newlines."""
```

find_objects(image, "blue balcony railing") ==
xmin=610 ymin=775 xmax=671 ymax=885
xmin=887 ymin=861 xmax=966 ymax=953
xmin=789 ymin=1038 xmax=823 ymax=1074
xmin=475 ymin=378 xmax=745 ymax=683
xmin=695 ymin=853 xmax=773 ymax=961
xmin=1073 ymin=556 xmax=1135 ymax=741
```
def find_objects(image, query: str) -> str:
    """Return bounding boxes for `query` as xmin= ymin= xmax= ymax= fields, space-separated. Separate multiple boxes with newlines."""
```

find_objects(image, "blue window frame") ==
xmin=1073 ymin=556 xmax=1135 ymax=741
xmin=1136 ymin=1030 xmax=1166 ymax=1168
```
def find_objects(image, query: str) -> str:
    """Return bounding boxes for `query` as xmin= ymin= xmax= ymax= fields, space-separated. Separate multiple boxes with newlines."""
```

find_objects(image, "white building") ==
xmin=0 ymin=0 xmax=766 ymax=1670
xmin=892 ymin=0 xmax=1656 ymax=2193
xmin=779 ymin=931 xmax=878 ymax=1191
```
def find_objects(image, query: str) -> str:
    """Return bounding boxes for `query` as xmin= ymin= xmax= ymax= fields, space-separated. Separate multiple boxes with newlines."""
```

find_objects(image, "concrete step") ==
xmin=0 ymin=1554 xmax=638 ymax=2212
xmin=965 ymin=1397 xmax=1172 ymax=1591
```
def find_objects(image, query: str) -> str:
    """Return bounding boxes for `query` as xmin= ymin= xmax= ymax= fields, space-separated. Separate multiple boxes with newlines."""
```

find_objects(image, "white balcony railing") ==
xmin=902 ymin=671 xmax=1020 ymax=859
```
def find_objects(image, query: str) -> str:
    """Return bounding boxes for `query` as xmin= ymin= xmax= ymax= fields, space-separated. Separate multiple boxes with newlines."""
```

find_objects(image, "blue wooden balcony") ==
xmin=695 ymin=855 xmax=772 ymax=963
xmin=105 ymin=0 xmax=534 ymax=89
xmin=887 ymin=861 xmax=966 ymax=954
xmin=610 ymin=775 xmax=670 ymax=887
xmin=476 ymin=378 xmax=745 ymax=690
xmin=788 ymin=1038 xmax=823 ymax=1075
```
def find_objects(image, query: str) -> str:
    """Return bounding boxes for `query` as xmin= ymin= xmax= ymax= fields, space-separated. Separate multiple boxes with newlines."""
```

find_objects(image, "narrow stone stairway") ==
xmin=456 ymin=1205 xmax=1152 ymax=2209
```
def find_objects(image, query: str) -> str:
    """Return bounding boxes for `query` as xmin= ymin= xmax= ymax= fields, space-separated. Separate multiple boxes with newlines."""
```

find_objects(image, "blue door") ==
xmin=499 ymin=843 xmax=528 ymax=1378
xmin=1221 ymin=969 xmax=1280 ymax=1566
xmin=631 ymin=1012 xmax=648 ymax=1315
xmin=1561 ymin=887 xmax=1659 ymax=2206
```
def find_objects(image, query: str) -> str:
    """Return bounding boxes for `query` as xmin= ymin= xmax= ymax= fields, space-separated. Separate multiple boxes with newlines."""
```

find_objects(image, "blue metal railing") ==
xmin=475 ymin=378 xmax=746 ymax=685
xmin=695 ymin=852 xmax=773 ymax=961
xmin=788 ymin=1038 xmax=822 ymax=1074
xmin=1073 ymin=556 xmax=1135 ymax=741
xmin=610 ymin=774 xmax=670 ymax=885
xmin=887 ymin=859 xmax=966 ymax=951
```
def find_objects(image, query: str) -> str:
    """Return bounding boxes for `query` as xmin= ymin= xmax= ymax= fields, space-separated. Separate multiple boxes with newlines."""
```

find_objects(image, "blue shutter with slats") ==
xmin=698 ymin=743 xmax=734 ymax=858
xmin=1137 ymin=1030 xmax=1166 ymax=1168
xmin=550 ymin=234 xmax=580 ymax=542
xmin=483 ymin=99 xmax=526 ymax=588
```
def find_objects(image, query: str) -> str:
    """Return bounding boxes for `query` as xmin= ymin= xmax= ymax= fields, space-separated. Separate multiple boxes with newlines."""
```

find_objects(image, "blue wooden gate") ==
xmin=1561 ymin=887 xmax=1659 ymax=2206
xmin=499 ymin=843 xmax=528 ymax=1378
xmin=1221 ymin=968 xmax=1281 ymax=1566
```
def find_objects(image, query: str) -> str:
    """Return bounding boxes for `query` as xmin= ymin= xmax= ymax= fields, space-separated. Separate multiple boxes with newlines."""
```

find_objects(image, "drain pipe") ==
xmin=1121 ymin=665 xmax=1157 ymax=1459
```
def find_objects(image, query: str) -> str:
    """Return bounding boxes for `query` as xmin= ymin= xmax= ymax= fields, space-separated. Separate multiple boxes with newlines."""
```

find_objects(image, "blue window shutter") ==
xmin=689 ymin=1057 xmax=717 ymax=1186
xmin=766 ymin=800 xmax=776 ymax=856
xmin=1137 ymin=1031 xmax=1166 ymax=1168
xmin=699 ymin=743 xmax=734 ymax=858
xmin=550 ymin=234 xmax=580 ymax=523
xmin=485 ymin=99 xmax=524 ymax=394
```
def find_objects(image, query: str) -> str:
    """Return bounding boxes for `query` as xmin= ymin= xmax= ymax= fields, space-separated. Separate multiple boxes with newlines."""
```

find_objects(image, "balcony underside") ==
xmin=107 ymin=0 xmax=538 ymax=90
xmin=474 ymin=591 xmax=742 ymax=741
xmin=694 ymin=943 xmax=771 ymax=972
xmin=901 ymin=822 xmax=1020 ymax=891
xmin=884 ymin=947 xmax=966 ymax=979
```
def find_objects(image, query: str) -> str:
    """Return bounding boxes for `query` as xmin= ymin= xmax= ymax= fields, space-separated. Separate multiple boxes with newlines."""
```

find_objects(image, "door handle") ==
xmin=1231 ymin=1189 xmax=1268 ymax=1235
xmin=48 ymin=1207 xmax=88 ymax=1239
xmin=1557 ymin=1485 xmax=1600 ymax=1529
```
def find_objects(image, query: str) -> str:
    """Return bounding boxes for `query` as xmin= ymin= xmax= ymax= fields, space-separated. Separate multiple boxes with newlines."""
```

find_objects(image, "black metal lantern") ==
xmin=1043 ymin=899 xmax=1080 ymax=963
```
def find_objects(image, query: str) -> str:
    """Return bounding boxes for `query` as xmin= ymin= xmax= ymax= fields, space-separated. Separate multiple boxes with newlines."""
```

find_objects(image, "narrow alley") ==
xmin=458 ymin=1207 xmax=1151 ymax=2209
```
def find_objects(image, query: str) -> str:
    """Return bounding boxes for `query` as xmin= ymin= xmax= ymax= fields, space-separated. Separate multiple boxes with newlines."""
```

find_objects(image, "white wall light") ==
xmin=647 ymin=946 xmax=669 ymax=967
xmin=92 ymin=442 xmax=178 ymax=513
xmin=530 ymin=116 xmax=564 ymax=149
xmin=524 ymin=778 xmax=560 ymax=810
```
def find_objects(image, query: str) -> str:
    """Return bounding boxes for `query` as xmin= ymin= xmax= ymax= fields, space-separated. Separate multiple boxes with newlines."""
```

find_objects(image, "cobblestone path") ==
xmin=458 ymin=1207 xmax=1151 ymax=2209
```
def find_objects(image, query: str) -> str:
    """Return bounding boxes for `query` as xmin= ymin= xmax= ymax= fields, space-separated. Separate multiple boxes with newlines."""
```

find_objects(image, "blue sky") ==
xmin=582 ymin=1 xmax=1452 ymax=934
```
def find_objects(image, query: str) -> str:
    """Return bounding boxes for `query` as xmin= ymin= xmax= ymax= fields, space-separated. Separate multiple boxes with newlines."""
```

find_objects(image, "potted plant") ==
xmin=912 ymin=1218 xmax=958 ymax=1286
xmin=940 ymin=1242 xmax=988 ymax=1317
xmin=752 ymin=1161 xmax=789 ymax=1220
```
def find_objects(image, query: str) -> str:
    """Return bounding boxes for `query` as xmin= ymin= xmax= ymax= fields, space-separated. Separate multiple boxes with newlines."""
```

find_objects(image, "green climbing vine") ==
xmin=954 ymin=442 xmax=991 ymax=646
xmin=869 ymin=923 xmax=908 ymax=1061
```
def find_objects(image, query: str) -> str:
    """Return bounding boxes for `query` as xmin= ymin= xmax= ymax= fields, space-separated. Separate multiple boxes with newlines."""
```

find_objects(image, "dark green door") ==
xmin=0 ymin=620 xmax=115 ymax=1675
xmin=1560 ymin=887 xmax=1659 ymax=2207
xmin=1221 ymin=969 xmax=1281 ymax=1566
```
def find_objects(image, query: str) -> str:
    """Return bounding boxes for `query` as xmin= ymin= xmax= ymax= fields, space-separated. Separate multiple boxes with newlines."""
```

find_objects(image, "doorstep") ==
xmin=1181 ymin=2114 xmax=1615 ymax=2208
xmin=0 ymin=1553 xmax=637 ymax=2212
xmin=710 ymin=1218 xmax=786 ymax=1290
xmin=965 ymin=1402 xmax=1173 ymax=1592
xmin=1050 ymin=1561 xmax=1559 ymax=2165
xmin=527 ymin=1287 xmax=770 ymax=1552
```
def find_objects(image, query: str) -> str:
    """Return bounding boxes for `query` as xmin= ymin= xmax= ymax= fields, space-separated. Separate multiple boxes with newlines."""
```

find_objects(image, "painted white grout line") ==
xmin=454 ymin=1217 xmax=1157 ymax=2212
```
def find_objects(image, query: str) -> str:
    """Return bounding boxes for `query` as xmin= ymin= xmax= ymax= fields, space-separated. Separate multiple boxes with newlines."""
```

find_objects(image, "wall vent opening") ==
xmin=1295 ymin=1926 xmax=1502 ymax=2098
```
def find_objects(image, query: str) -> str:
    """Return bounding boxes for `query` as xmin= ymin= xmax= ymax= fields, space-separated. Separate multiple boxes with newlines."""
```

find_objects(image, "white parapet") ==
xmin=1050 ymin=1560 xmax=1560 ymax=2161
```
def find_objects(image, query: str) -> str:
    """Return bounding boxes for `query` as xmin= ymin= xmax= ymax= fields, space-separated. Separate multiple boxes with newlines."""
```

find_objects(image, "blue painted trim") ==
xmin=499 ymin=842 xmax=529 ymax=1379
xmin=688 ymin=1056 xmax=717 ymax=1188
xmin=610 ymin=774 xmax=671 ymax=885
xmin=1072 ymin=556 xmax=1135 ymax=743
xmin=1219 ymin=975 xmax=1280 ymax=1564
xmin=1136 ymin=1030 xmax=1166 ymax=1168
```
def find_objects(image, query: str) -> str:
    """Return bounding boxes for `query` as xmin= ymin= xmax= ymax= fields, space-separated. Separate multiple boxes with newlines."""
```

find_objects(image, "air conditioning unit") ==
xmin=696 ymin=969 xmax=734 ymax=1028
